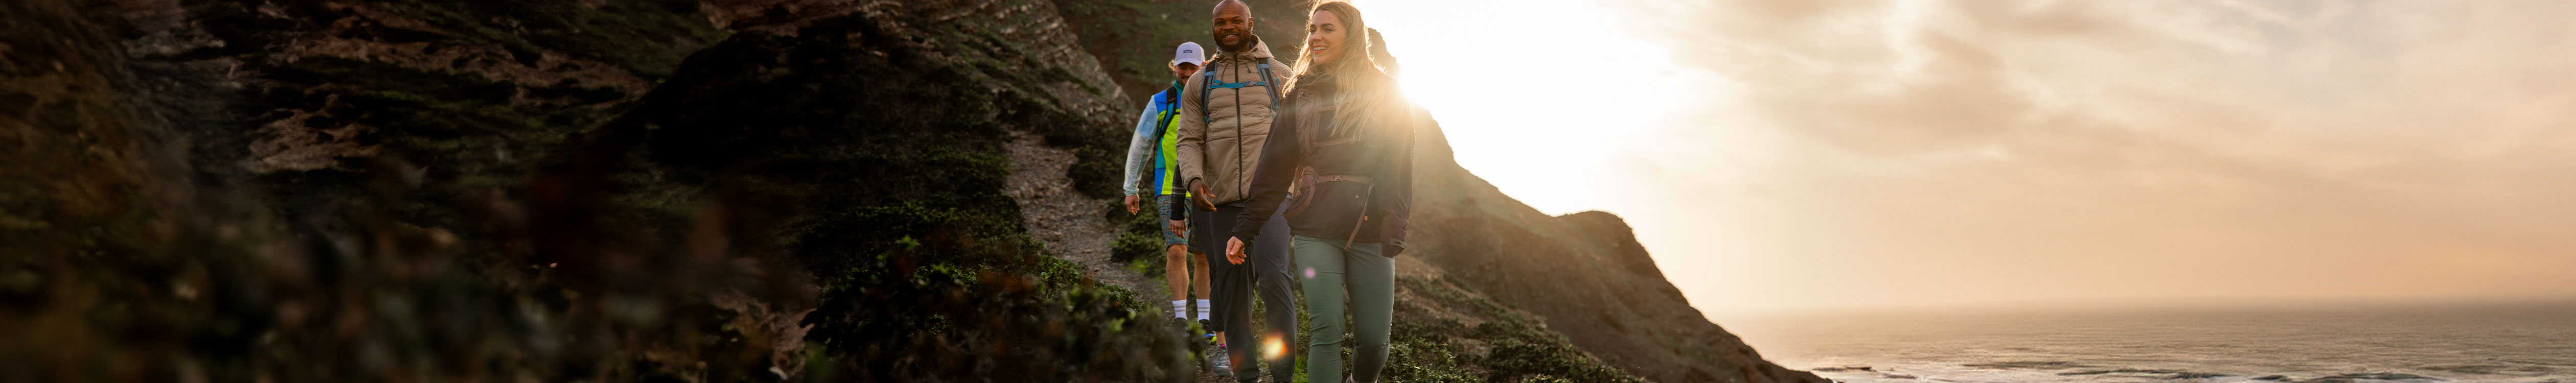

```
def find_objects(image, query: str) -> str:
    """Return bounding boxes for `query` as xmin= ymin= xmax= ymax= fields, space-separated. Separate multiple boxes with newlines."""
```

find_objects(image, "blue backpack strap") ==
xmin=1201 ymin=60 xmax=1221 ymax=123
xmin=1202 ymin=58 xmax=1290 ymax=122
xmin=1254 ymin=60 xmax=1281 ymax=110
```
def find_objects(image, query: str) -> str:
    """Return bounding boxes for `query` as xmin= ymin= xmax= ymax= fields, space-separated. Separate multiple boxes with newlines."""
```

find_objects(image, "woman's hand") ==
xmin=1168 ymin=219 xmax=1188 ymax=236
xmin=1225 ymin=237 xmax=1248 ymax=265
xmin=1123 ymin=195 xmax=1141 ymax=214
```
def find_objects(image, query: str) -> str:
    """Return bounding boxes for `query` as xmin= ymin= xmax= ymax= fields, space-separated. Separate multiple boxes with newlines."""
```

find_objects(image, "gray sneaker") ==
xmin=1211 ymin=345 xmax=1233 ymax=377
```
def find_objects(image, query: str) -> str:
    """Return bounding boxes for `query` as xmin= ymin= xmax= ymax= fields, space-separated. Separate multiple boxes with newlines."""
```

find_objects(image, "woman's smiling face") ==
xmin=1305 ymin=9 xmax=1346 ymax=65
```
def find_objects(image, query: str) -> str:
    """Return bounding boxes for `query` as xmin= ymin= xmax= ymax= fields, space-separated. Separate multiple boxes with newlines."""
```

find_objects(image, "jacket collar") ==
xmin=1213 ymin=35 xmax=1275 ymax=61
xmin=1296 ymin=73 xmax=1339 ymax=95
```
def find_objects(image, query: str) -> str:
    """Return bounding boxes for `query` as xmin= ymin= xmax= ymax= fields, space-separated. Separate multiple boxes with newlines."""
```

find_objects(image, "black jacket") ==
xmin=1230 ymin=71 xmax=1415 ymax=257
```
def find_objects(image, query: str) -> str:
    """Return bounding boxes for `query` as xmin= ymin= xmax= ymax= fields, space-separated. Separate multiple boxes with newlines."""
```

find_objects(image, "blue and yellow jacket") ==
xmin=1122 ymin=81 xmax=1191 ymax=197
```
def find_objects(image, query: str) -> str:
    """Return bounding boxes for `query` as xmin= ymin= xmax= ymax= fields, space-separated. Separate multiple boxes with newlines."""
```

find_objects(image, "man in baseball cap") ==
xmin=1173 ymin=41 xmax=1207 ymax=67
xmin=1122 ymin=41 xmax=1212 ymax=349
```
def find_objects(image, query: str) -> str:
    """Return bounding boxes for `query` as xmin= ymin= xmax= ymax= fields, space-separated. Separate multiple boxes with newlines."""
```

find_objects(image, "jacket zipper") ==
xmin=1344 ymin=182 xmax=1372 ymax=251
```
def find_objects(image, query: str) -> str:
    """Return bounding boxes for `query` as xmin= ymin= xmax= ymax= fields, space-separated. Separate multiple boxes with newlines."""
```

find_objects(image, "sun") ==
xmin=1338 ymin=0 xmax=1687 ymax=214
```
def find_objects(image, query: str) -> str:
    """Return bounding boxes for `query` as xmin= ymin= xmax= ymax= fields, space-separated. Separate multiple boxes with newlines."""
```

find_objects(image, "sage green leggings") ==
xmin=1293 ymin=235 xmax=1393 ymax=383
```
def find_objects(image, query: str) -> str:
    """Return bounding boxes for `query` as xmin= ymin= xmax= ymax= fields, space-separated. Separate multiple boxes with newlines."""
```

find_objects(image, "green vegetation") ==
xmin=4 ymin=0 xmax=1686 ymax=381
xmin=1053 ymin=0 xmax=1318 ymax=104
xmin=3 ymin=0 xmax=1188 ymax=380
xmin=1052 ymin=0 xmax=1215 ymax=104
xmin=1386 ymin=276 xmax=1645 ymax=383
xmin=568 ymin=9 xmax=1190 ymax=380
xmin=369 ymin=0 xmax=729 ymax=77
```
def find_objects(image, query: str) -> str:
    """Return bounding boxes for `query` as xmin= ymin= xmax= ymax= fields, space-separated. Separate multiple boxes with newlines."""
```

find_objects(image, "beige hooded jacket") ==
xmin=1176 ymin=36 xmax=1292 ymax=206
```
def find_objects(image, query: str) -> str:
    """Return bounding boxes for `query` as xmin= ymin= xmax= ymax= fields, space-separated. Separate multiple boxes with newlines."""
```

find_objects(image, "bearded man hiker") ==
xmin=1175 ymin=1 xmax=1297 ymax=381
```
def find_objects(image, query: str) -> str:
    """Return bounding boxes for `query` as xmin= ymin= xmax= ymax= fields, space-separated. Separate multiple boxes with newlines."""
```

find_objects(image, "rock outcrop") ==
xmin=1387 ymin=117 xmax=1825 ymax=383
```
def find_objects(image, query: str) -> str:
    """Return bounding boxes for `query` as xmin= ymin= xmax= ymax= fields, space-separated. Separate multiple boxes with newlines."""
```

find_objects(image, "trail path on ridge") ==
xmin=1003 ymin=131 xmax=1246 ymax=382
xmin=1002 ymin=131 xmax=1163 ymax=304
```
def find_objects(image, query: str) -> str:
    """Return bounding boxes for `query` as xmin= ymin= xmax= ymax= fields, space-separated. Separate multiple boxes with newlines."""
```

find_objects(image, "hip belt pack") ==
xmin=1285 ymin=165 xmax=1373 ymax=250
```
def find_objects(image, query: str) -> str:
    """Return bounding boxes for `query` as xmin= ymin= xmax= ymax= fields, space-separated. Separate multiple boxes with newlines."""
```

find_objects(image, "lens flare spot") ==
xmin=1261 ymin=334 xmax=1287 ymax=361
xmin=1303 ymin=267 xmax=1316 ymax=279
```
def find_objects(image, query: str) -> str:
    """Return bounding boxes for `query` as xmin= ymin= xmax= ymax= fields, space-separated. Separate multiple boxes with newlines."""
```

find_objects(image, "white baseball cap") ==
xmin=1171 ymin=42 xmax=1206 ymax=66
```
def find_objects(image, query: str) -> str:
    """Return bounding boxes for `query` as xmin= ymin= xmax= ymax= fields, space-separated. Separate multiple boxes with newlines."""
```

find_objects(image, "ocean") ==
xmin=1720 ymin=302 xmax=2576 ymax=383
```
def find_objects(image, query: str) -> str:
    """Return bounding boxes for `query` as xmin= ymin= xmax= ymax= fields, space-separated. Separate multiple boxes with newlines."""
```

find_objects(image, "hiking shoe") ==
xmin=1211 ymin=345 xmax=1233 ymax=377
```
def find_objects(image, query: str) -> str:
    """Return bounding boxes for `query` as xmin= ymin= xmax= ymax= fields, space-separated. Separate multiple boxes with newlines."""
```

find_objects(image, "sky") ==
xmin=1352 ymin=0 xmax=2576 ymax=315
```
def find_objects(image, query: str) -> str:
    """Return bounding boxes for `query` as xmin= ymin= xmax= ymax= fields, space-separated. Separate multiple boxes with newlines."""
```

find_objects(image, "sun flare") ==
xmin=1349 ymin=0 xmax=1692 ymax=214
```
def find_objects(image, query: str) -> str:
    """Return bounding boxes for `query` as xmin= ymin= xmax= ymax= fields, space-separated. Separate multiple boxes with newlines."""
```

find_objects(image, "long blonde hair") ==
xmin=1283 ymin=1 xmax=1405 ymax=140
xmin=1283 ymin=1 xmax=1388 ymax=98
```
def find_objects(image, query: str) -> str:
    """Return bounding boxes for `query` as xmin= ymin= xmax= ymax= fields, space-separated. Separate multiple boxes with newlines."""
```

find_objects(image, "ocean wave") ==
xmin=2058 ymin=368 xmax=2231 ymax=379
xmin=1805 ymin=361 xmax=2574 ymax=383
xmin=1964 ymin=361 xmax=2097 ymax=370
xmin=2419 ymin=364 xmax=2565 ymax=376
xmin=2301 ymin=372 xmax=2445 ymax=383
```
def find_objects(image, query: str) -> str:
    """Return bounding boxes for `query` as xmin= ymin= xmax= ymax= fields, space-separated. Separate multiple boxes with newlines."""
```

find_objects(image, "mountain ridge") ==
xmin=1047 ymin=2 xmax=1825 ymax=381
xmin=0 ymin=0 xmax=1823 ymax=381
xmin=1397 ymin=117 xmax=1822 ymax=383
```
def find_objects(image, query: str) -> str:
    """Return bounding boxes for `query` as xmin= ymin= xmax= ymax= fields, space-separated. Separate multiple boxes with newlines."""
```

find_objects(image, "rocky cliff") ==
xmin=1396 ymin=125 xmax=1824 ymax=383
xmin=1 ymin=0 xmax=1822 ymax=382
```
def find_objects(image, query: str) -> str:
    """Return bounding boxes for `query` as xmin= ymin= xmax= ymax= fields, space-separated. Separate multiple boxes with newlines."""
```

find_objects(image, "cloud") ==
xmin=1584 ymin=0 xmax=2576 ymax=311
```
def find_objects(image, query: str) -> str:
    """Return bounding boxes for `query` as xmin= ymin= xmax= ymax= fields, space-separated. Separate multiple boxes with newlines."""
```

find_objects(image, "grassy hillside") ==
xmin=573 ymin=6 xmax=1189 ymax=379
xmin=4 ymin=0 xmax=1825 ymax=381
xmin=2 ymin=0 xmax=1185 ymax=380
xmin=1051 ymin=0 xmax=1315 ymax=106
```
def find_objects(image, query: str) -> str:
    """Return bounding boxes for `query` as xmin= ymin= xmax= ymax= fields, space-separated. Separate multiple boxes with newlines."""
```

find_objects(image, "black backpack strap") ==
xmin=1155 ymin=89 xmax=1178 ymax=132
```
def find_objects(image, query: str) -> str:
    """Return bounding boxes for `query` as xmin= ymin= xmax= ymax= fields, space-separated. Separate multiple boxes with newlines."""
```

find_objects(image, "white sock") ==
xmin=1194 ymin=299 xmax=1213 ymax=321
xmin=1171 ymin=300 xmax=1190 ymax=319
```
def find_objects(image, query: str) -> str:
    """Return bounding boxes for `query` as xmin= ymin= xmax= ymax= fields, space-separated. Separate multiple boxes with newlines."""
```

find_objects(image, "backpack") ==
xmin=1153 ymin=89 xmax=1192 ymax=219
xmin=1196 ymin=58 xmax=1288 ymax=218
xmin=1200 ymin=59 xmax=1282 ymax=123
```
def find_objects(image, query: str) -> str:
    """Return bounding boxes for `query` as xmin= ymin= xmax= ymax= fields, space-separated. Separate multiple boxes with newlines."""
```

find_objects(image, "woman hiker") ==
xmin=1225 ymin=2 xmax=1418 ymax=381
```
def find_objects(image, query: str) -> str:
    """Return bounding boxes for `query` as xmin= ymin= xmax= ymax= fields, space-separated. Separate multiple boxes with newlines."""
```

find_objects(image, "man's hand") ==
xmin=1225 ymin=236 xmax=1248 ymax=265
xmin=1123 ymin=195 xmax=1141 ymax=214
xmin=1167 ymin=219 xmax=1187 ymax=236
xmin=1190 ymin=179 xmax=1217 ymax=211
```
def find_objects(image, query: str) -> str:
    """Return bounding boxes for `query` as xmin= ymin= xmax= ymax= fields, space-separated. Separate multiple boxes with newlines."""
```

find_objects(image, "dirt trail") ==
xmin=1005 ymin=131 xmax=1251 ymax=382
xmin=1002 ymin=130 xmax=1162 ymax=300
